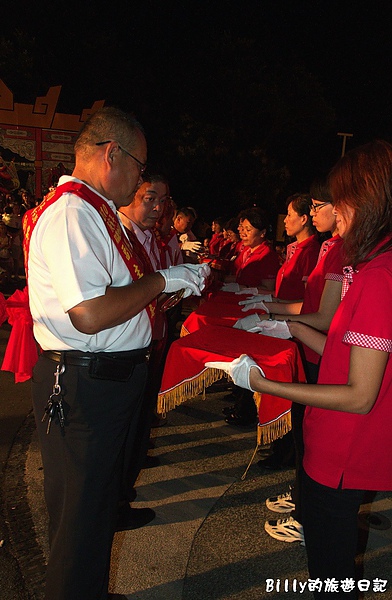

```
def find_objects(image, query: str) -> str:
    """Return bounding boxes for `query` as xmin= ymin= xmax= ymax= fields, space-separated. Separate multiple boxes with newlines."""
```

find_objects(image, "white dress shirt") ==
xmin=28 ymin=176 xmax=152 ymax=352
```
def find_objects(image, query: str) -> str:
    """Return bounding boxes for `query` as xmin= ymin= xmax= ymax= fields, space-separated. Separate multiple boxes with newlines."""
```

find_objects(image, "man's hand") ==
xmin=158 ymin=263 xmax=210 ymax=297
xmin=181 ymin=240 xmax=202 ymax=252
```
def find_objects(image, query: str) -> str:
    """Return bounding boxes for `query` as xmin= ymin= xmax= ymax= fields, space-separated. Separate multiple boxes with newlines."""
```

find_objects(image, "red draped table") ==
xmin=180 ymin=290 xmax=262 ymax=336
xmin=158 ymin=324 xmax=306 ymax=444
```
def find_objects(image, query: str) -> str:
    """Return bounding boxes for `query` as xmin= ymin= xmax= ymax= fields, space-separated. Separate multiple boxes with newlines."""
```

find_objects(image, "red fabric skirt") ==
xmin=158 ymin=325 xmax=305 ymax=444
xmin=1 ymin=287 xmax=39 ymax=383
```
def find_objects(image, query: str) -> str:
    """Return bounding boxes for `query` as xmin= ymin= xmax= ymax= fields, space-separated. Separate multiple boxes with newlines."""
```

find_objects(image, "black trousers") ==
xmin=32 ymin=355 xmax=148 ymax=600
xmin=121 ymin=304 xmax=179 ymax=500
xmin=121 ymin=336 xmax=167 ymax=499
xmin=302 ymin=470 xmax=365 ymax=599
xmin=290 ymin=360 xmax=319 ymax=523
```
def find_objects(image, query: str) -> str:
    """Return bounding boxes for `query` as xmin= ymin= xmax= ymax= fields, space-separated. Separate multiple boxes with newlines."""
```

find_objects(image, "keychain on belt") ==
xmin=42 ymin=361 xmax=66 ymax=434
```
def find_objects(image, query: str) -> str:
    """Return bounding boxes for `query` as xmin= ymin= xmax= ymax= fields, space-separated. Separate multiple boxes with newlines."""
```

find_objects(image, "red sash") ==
xmin=23 ymin=181 xmax=156 ymax=325
xmin=119 ymin=222 xmax=167 ymax=341
xmin=121 ymin=224 xmax=155 ymax=275
xmin=152 ymin=227 xmax=176 ymax=269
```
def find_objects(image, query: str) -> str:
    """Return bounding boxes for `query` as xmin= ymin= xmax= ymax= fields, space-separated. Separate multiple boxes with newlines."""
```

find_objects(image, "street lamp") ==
xmin=337 ymin=132 xmax=353 ymax=157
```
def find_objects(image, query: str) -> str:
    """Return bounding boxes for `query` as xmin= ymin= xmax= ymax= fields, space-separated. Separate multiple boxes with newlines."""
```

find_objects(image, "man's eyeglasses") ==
xmin=310 ymin=201 xmax=331 ymax=213
xmin=96 ymin=141 xmax=147 ymax=174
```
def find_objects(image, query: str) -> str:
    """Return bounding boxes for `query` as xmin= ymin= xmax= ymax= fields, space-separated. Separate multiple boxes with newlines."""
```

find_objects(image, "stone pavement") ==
xmin=2 ymin=380 xmax=392 ymax=600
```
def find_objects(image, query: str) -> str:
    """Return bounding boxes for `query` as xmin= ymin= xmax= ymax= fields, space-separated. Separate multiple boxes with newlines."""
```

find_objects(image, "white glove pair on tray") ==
xmin=220 ymin=283 xmax=260 ymax=294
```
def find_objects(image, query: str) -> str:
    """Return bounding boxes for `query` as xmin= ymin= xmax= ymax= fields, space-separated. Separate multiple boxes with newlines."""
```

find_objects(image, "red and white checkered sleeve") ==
xmin=342 ymin=260 xmax=392 ymax=353
xmin=343 ymin=331 xmax=392 ymax=352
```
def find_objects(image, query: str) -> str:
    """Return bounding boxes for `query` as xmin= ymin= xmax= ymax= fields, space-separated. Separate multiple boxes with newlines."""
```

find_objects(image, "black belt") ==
xmin=43 ymin=349 xmax=150 ymax=367
xmin=42 ymin=348 xmax=150 ymax=381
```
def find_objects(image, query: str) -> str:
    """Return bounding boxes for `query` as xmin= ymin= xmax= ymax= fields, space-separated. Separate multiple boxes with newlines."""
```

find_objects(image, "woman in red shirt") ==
xmin=208 ymin=217 xmax=225 ymax=256
xmin=210 ymin=140 xmax=392 ymax=598
xmin=232 ymin=207 xmax=280 ymax=290
xmin=274 ymin=193 xmax=320 ymax=301
xmin=254 ymin=183 xmax=343 ymax=482
xmin=218 ymin=217 xmax=243 ymax=260
xmin=222 ymin=208 xmax=279 ymax=426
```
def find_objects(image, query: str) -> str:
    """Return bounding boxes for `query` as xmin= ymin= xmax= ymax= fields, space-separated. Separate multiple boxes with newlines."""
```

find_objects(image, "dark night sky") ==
xmin=3 ymin=0 xmax=392 ymax=214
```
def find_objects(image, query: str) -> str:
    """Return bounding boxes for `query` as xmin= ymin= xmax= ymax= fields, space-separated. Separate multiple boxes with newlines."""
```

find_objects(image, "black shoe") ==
xmin=257 ymin=448 xmax=273 ymax=459
xmin=143 ymin=455 xmax=161 ymax=468
xmin=222 ymin=404 xmax=236 ymax=416
xmin=151 ymin=414 xmax=167 ymax=427
xmin=257 ymin=455 xmax=295 ymax=471
xmin=116 ymin=505 xmax=156 ymax=531
xmin=222 ymin=392 xmax=238 ymax=403
xmin=207 ymin=379 xmax=232 ymax=393
xmin=225 ymin=412 xmax=257 ymax=427
xmin=108 ymin=594 xmax=128 ymax=599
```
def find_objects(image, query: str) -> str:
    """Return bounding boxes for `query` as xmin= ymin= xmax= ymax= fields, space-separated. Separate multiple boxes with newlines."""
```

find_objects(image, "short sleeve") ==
xmin=343 ymin=263 xmax=392 ymax=352
xmin=324 ymin=241 xmax=344 ymax=281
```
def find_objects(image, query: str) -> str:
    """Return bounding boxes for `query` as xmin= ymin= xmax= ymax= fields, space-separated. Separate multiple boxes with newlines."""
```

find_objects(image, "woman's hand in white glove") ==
xmin=205 ymin=354 xmax=265 ymax=392
xmin=239 ymin=299 xmax=269 ymax=313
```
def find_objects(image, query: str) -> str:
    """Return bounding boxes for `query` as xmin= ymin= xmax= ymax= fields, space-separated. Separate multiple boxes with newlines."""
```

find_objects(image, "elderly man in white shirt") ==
xmin=26 ymin=108 xmax=209 ymax=600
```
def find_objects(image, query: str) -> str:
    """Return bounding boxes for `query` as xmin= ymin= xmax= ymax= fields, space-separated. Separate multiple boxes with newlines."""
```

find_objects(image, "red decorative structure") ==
xmin=0 ymin=79 xmax=105 ymax=198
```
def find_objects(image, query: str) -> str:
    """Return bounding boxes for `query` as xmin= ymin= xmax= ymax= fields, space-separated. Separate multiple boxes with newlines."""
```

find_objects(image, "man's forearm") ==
xmin=68 ymin=272 xmax=165 ymax=334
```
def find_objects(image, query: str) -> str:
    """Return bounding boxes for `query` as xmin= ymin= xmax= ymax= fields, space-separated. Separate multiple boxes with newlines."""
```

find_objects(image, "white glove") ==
xmin=240 ymin=299 xmax=269 ymax=313
xmin=205 ymin=354 xmax=265 ymax=392
xmin=233 ymin=316 xmax=292 ymax=338
xmin=253 ymin=320 xmax=292 ymax=339
xmin=220 ymin=282 xmax=240 ymax=292
xmin=234 ymin=287 xmax=259 ymax=295
xmin=158 ymin=263 xmax=211 ymax=298
xmin=238 ymin=293 xmax=272 ymax=303
xmin=233 ymin=313 xmax=263 ymax=331
xmin=181 ymin=240 xmax=202 ymax=252
xmin=183 ymin=263 xmax=211 ymax=292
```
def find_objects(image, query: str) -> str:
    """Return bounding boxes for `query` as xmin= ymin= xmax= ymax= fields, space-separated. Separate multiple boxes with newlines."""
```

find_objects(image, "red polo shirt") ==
xmin=234 ymin=241 xmax=280 ymax=287
xmin=303 ymin=246 xmax=392 ymax=490
xmin=301 ymin=235 xmax=344 ymax=364
xmin=275 ymin=234 xmax=320 ymax=301
xmin=209 ymin=232 xmax=225 ymax=256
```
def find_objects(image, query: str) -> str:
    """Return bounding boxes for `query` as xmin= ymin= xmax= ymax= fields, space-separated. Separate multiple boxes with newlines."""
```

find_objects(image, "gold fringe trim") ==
xmin=257 ymin=411 xmax=292 ymax=446
xmin=241 ymin=442 xmax=260 ymax=481
xmin=241 ymin=412 xmax=292 ymax=480
xmin=158 ymin=370 xmax=292 ymax=482
xmin=157 ymin=368 xmax=227 ymax=414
